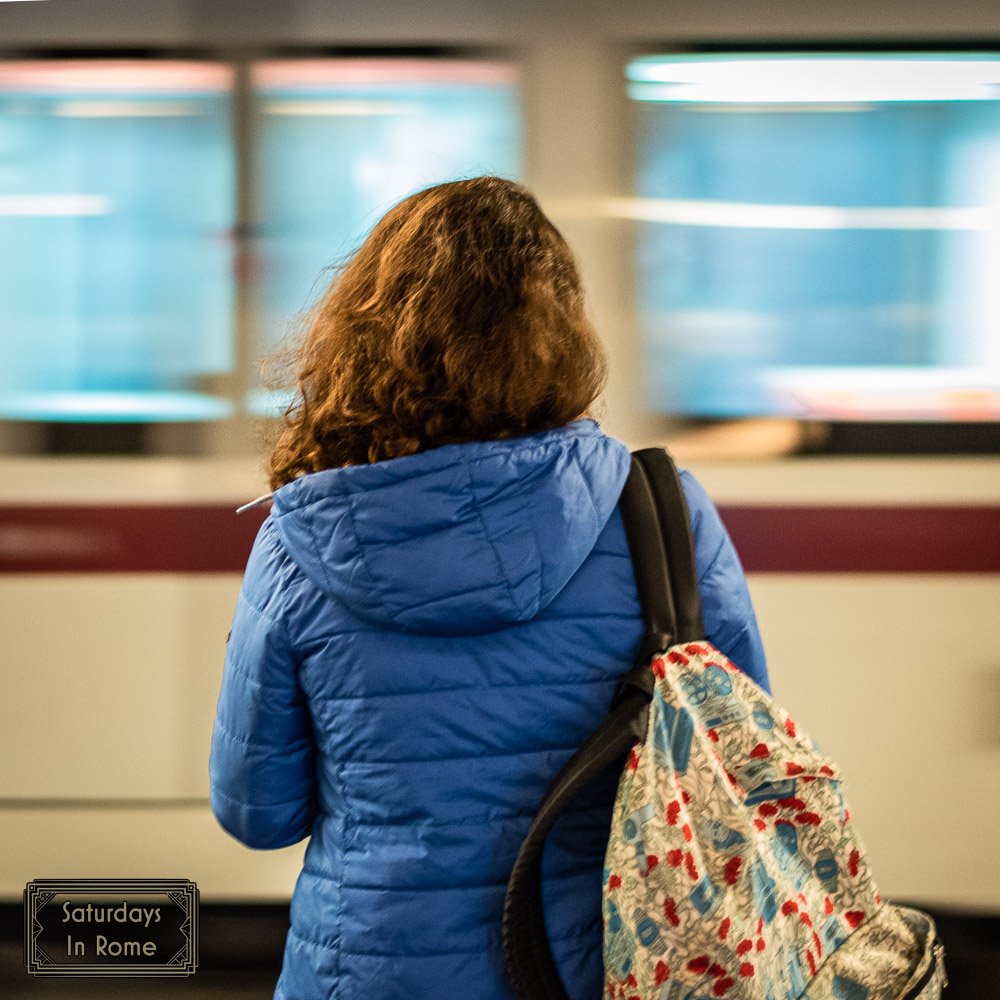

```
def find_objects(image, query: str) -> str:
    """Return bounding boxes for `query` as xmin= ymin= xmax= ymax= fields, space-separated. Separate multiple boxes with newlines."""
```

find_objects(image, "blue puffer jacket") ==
xmin=210 ymin=418 xmax=769 ymax=1000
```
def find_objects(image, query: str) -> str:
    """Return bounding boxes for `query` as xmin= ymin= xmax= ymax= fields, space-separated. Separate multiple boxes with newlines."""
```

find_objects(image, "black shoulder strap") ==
xmin=501 ymin=448 xmax=705 ymax=1000
xmin=632 ymin=448 xmax=705 ymax=644
xmin=616 ymin=456 xmax=676 ymax=663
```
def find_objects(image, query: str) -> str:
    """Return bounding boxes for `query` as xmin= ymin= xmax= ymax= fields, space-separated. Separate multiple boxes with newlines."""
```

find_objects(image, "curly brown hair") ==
xmin=266 ymin=176 xmax=609 ymax=490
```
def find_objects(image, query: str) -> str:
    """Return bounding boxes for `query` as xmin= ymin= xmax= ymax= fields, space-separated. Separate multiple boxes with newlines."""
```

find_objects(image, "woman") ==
xmin=210 ymin=176 xmax=769 ymax=1000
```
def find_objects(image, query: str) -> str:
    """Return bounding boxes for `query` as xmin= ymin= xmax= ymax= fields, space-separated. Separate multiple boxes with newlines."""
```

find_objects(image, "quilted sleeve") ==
xmin=209 ymin=518 xmax=318 ymax=849
xmin=680 ymin=469 xmax=772 ymax=695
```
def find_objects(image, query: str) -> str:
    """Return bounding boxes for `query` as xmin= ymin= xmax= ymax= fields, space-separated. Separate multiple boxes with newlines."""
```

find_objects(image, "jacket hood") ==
xmin=269 ymin=419 xmax=631 ymax=635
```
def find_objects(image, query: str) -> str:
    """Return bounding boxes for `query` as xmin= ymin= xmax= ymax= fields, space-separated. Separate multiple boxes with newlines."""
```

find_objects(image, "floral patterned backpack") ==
xmin=503 ymin=448 xmax=946 ymax=1000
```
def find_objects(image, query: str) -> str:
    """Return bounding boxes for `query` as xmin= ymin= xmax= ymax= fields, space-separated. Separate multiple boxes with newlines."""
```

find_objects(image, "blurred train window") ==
xmin=0 ymin=60 xmax=236 ymax=428
xmin=248 ymin=58 xmax=522 ymax=416
xmin=627 ymin=52 xmax=1000 ymax=428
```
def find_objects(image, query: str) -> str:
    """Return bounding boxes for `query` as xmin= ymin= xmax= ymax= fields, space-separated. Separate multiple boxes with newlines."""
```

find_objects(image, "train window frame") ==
xmin=623 ymin=38 xmax=1000 ymax=455
xmin=0 ymin=44 xmax=524 ymax=457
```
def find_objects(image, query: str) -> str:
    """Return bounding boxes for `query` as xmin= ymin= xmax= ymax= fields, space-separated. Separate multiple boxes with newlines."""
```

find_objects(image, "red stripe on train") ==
xmin=0 ymin=505 xmax=269 ymax=573
xmin=716 ymin=505 xmax=1000 ymax=573
xmin=0 ymin=504 xmax=997 ymax=573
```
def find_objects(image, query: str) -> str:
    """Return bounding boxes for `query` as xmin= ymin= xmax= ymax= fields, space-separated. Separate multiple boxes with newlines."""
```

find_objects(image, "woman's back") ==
xmin=210 ymin=419 xmax=768 ymax=1000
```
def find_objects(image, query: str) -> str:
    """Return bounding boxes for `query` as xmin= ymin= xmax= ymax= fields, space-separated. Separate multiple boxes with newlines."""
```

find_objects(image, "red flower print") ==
xmin=749 ymin=743 xmax=770 ymax=759
xmin=654 ymin=961 xmax=670 ymax=985
xmin=795 ymin=811 xmax=822 ymax=826
xmin=806 ymin=950 xmax=817 ymax=976
xmin=626 ymin=973 xmax=637 ymax=988
xmin=682 ymin=790 xmax=692 ymax=804
xmin=685 ymin=852 xmax=699 ymax=881
xmin=713 ymin=977 xmax=735 ymax=997
xmin=707 ymin=728 xmax=720 ymax=742
xmin=608 ymin=874 xmax=621 ymax=891
xmin=684 ymin=644 xmax=706 ymax=656
xmin=683 ymin=824 xmax=693 ymax=842
xmin=756 ymin=938 xmax=766 ymax=952
xmin=740 ymin=962 xmax=755 ymax=978
xmin=819 ymin=765 xmax=835 ymax=777
xmin=667 ymin=849 xmax=684 ymax=867
xmin=667 ymin=800 xmax=681 ymax=826
xmin=824 ymin=896 xmax=834 ymax=915
xmin=777 ymin=796 xmax=806 ymax=811
xmin=812 ymin=931 xmax=823 ymax=955
xmin=708 ymin=963 xmax=726 ymax=978
xmin=758 ymin=803 xmax=779 ymax=818
xmin=799 ymin=912 xmax=813 ymax=928
xmin=664 ymin=898 xmax=680 ymax=927
xmin=646 ymin=854 xmax=659 ymax=873
xmin=845 ymin=911 xmax=865 ymax=929
xmin=627 ymin=748 xmax=640 ymax=771
xmin=785 ymin=762 xmax=804 ymax=776
xmin=736 ymin=939 xmax=753 ymax=956
xmin=667 ymin=650 xmax=689 ymax=666
xmin=781 ymin=900 xmax=799 ymax=916
xmin=651 ymin=657 xmax=666 ymax=678
xmin=718 ymin=916 xmax=732 ymax=940
xmin=687 ymin=955 xmax=710 ymax=975
xmin=753 ymin=819 xmax=767 ymax=832
xmin=724 ymin=856 xmax=742 ymax=885
xmin=785 ymin=718 xmax=797 ymax=737
xmin=848 ymin=849 xmax=860 ymax=877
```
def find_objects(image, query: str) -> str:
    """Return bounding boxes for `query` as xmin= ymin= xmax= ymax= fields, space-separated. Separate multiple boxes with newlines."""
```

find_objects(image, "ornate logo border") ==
xmin=24 ymin=878 xmax=199 ymax=977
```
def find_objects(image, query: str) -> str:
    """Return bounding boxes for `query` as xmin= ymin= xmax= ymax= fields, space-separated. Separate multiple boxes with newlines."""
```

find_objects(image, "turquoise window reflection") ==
xmin=628 ymin=53 xmax=1000 ymax=421
xmin=249 ymin=59 xmax=522 ymax=415
xmin=0 ymin=61 xmax=235 ymax=422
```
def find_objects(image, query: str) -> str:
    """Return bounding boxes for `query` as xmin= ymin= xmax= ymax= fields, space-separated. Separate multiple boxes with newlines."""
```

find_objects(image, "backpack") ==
xmin=503 ymin=448 xmax=946 ymax=1000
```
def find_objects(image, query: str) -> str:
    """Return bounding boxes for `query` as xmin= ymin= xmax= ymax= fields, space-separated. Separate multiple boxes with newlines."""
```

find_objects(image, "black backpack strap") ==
xmin=616 ymin=456 xmax=676 ymax=665
xmin=502 ymin=450 xmax=702 ymax=1000
xmin=632 ymin=448 xmax=705 ymax=644
xmin=501 ymin=680 xmax=655 ymax=1000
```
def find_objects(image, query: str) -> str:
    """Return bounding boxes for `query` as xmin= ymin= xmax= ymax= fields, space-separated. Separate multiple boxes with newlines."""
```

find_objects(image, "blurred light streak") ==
xmin=627 ymin=56 xmax=1000 ymax=103
xmin=0 ymin=61 xmax=232 ymax=92
xmin=51 ymin=100 xmax=197 ymax=117
xmin=0 ymin=392 xmax=232 ymax=422
xmin=252 ymin=59 xmax=517 ymax=88
xmin=0 ymin=195 xmax=112 ymax=215
xmin=674 ymin=104 xmax=874 ymax=113
xmin=263 ymin=100 xmax=421 ymax=116
xmin=764 ymin=367 xmax=1000 ymax=420
xmin=602 ymin=197 xmax=1000 ymax=231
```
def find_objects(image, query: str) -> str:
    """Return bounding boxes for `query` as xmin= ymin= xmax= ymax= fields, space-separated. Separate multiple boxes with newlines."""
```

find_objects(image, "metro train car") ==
xmin=0 ymin=1 xmax=998 ymax=997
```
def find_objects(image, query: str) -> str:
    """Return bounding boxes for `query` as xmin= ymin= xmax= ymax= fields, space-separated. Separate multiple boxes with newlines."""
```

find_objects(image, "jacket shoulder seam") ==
xmin=223 ymin=648 xmax=297 ymax=694
xmin=677 ymin=468 xmax=728 ymax=585
xmin=243 ymin=518 xmax=304 ymax=659
xmin=460 ymin=453 xmax=532 ymax=618
xmin=340 ymin=491 xmax=399 ymax=625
